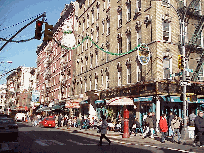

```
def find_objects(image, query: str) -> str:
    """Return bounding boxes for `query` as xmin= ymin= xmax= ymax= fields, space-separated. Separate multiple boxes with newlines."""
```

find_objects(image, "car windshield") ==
xmin=0 ymin=118 xmax=15 ymax=124
xmin=45 ymin=118 xmax=54 ymax=121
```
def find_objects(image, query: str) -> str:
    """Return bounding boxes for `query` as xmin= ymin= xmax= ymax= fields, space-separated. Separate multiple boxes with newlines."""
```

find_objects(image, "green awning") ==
xmin=52 ymin=105 xmax=61 ymax=110
xmin=80 ymin=100 xmax=89 ymax=104
xmin=134 ymin=96 xmax=153 ymax=102
xmin=160 ymin=96 xmax=182 ymax=102
xmin=95 ymin=100 xmax=105 ymax=104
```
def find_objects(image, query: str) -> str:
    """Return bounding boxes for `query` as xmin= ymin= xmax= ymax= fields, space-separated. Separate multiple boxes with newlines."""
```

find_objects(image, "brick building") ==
xmin=73 ymin=0 xmax=204 ymax=126
xmin=36 ymin=2 xmax=79 ymax=115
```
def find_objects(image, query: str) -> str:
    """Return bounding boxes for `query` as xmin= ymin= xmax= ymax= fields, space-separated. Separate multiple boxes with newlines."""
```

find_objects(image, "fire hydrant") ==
xmin=122 ymin=109 xmax=130 ymax=138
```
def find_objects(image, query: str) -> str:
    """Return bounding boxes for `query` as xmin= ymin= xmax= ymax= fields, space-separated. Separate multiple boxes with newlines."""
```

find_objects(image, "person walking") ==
xmin=142 ymin=112 xmax=154 ymax=139
xmin=98 ymin=115 xmax=111 ymax=146
xmin=168 ymin=112 xmax=174 ymax=137
xmin=152 ymin=112 xmax=157 ymax=135
xmin=189 ymin=110 xmax=196 ymax=127
xmin=194 ymin=111 xmax=204 ymax=147
xmin=159 ymin=114 xmax=168 ymax=143
xmin=171 ymin=115 xmax=181 ymax=144
xmin=58 ymin=114 xmax=62 ymax=127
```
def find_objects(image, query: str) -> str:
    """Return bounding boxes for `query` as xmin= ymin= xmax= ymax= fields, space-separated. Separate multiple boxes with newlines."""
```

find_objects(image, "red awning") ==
xmin=65 ymin=101 xmax=80 ymax=108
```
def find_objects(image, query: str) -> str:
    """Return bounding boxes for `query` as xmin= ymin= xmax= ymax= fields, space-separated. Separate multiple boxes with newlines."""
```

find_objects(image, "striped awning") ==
xmin=107 ymin=97 xmax=134 ymax=106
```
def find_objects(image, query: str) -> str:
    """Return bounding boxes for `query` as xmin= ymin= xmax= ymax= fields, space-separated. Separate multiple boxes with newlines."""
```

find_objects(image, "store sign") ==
xmin=137 ymin=43 xmax=150 ymax=65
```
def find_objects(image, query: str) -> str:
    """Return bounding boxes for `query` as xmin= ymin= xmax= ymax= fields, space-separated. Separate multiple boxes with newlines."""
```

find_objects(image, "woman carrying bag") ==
xmin=98 ymin=115 xmax=111 ymax=146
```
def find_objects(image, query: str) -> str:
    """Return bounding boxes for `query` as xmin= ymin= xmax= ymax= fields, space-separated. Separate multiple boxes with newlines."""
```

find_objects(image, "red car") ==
xmin=39 ymin=117 xmax=55 ymax=128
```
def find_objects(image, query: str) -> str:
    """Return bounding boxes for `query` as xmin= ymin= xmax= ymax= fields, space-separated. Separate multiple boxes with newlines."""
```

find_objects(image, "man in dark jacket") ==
xmin=194 ymin=111 xmax=204 ymax=147
xmin=152 ymin=112 xmax=157 ymax=135
xmin=168 ymin=112 xmax=174 ymax=136
xmin=142 ymin=112 xmax=154 ymax=139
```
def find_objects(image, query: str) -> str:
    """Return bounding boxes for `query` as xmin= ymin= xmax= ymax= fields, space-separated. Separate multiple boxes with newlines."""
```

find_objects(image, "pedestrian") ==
xmin=168 ymin=112 xmax=174 ymax=137
xmin=171 ymin=115 xmax=181 ymax=144
xmin=98 ymin=115 xmax=111 ymax=146
xmin=159 ymin=113 xmax=168 ymax=143
xmin=152 ymin=112 xmax=157 ymax=135
xmin=189 ymin=110 xmax=196 ymax=127
xmin=194 ymin=111 xmax=204 ymax=147
xmin=129 ymin=112 xmax=134 ymax=135
xmin=58 ymin=114 xmax=62 ymax=127
xmin=142 ymin=112 xmax=154 ymax=139
xmin=132 ymin=118 xmax=141 ymax=136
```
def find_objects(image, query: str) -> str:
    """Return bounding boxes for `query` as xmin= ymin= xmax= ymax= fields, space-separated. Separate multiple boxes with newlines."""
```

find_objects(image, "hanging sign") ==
xmin=137 ymin=43 xmax=150 ymax=65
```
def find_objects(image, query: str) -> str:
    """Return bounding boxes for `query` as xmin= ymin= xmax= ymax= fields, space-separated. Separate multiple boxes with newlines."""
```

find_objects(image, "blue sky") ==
xmin=0 ymin=0 xmax=72 ymax=84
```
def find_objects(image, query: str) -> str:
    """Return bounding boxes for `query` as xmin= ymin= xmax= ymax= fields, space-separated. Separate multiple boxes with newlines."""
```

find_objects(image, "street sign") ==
xmin=185 ymin=68 xmax=193 ymax=73
xmin=170 ymin=72 xmax=182 ymax=77
xmin=180 ymin=81 xmax=191 ymax=86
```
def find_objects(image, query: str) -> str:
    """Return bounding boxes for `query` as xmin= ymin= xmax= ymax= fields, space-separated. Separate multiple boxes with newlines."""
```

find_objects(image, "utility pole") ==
xmin=0 ymin=12 xmax=46 ymax=52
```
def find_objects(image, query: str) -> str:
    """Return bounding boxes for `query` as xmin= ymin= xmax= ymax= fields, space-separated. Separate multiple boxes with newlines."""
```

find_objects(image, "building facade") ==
xmin=73 ymin=0 xmax=204 ymax=126
xmin=0 ymin=84 xmax=7 ymax=113
xmin=36 ymin=2 xmax=78 ymax=114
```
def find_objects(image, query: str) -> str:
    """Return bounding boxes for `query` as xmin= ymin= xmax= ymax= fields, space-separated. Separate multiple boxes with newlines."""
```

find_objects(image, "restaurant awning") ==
xmin=80 ymin=100 xmax=89 ymax=104
xmin=95 ymin=100 xmax=105 ymax=104
xmin=52 ymin=105 xmax=61 ymax=110
xmin=107 ymin=97 xmax=134 ymax=106
xmin=65 ymin=101 xmax=80 ymax=108
xmin=160 ymin=96 xmax=182 ymax=102
xmin=134 ymin=96 xmax=153 ymax=102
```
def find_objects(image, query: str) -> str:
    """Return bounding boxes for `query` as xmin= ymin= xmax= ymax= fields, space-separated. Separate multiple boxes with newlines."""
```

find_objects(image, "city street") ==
xmin=5 ymin=122 xmax=198 ymax=153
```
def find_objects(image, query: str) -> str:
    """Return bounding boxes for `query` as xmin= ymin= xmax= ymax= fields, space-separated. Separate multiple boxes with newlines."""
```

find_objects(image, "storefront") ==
xmin=95 ymin=100 xmax=106 ymax=119
xmin=80 ymin=100 xmax=89 ymax=118
xmin=106 ymin=97 xmax=134 ymax=120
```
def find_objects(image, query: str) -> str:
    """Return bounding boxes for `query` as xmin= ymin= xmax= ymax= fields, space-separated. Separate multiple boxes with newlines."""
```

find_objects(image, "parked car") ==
xmin=0 ymin=116 xmax=19 ymax=152
xmin=15 ymin=113 xmax=26 ymax=122
xmin=39 ymin=117 xmax=55 ymax=128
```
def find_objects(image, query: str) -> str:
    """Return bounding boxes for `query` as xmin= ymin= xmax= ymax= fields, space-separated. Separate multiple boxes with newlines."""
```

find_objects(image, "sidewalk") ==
xmin=57 ymin=126 xmax=203 ymax=153
xmin=23 ymin=121 xmax=202 ymax=152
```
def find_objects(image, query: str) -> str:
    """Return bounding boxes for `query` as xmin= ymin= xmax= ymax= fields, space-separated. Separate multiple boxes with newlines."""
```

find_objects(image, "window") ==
xmin=106 ymin=75 xmax=109 ymax=89
xmin=117 ymin=63 xmax=122 ymax=86
xmin=90 ymin=55 xmax=93 ymax=68
xmin=95 ymin=75 xmax=98 ymax=90
xmin=127 ymin=66 xmax=131 ymax=84
xmin=127 ymin=34 xmax=131 ymax=52
xmin=137 ymin=28 xmax=142 ymax=45
xmin=96 ymin=30 xmax=99 ymax=42
xmin=136 ymin=0 xmax=141 ymax=11
xmin=96 ymin=51 xmax=98 ymax=66
xmin=163 ymin=20 xmax=171 ymax=41
xmin=97 ymin=7 xmax=99 ymax=20
xmin=92 ymin=9 xmax=94 ymax=24
xmin=127 ymin=2 xmax=131 ymax=21
xmin=107 ymin=0 xmax=110 ymax=9
xmin=91 ymin=34 xmax=93 ymax=47
xmin=163 ymin=55 xmax=172 ymax=79
xmin=83 ymin=21 xmax=84 ymax=31
xmin=81 ymin=65 xmax=83 ymax=73
xmin=118 ymin=10 xmax=122 ymax=28
xmin=89 ymin=78 xmax=92 ymax=90
xmin=87 ymin=14 xmax=89 ymax=28
xmin=136 ymin=64 xmax=141 ymax=82
xmin=102 ymin=20 xmax=105 ymax=34
xmin=85 ymin=80 xmax=87 ymax=92
xmin=118 ymin=37 xmax=122 ymax=54
xmin=107 ymin=20 xmax=110 ymax=35
xmin=80 ymin=82 xmax=83 ymax=94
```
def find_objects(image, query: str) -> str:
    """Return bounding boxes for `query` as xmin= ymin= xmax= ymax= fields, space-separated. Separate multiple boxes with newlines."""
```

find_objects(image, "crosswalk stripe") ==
xmin=35 ymin=140 xmax=49 ymax=146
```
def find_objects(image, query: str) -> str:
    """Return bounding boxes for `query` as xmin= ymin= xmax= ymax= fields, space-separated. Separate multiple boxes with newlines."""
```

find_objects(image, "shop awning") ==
xmin=107 ymin=97 xmax=134 ymax=106
xmin=52 ymin=105 xmax=61 ymax=110
xmin=160 ymin=96 xmax=182 ymax=102
xmin=65 ymin=101 xmax=80 ymax=108
xmin=80 ymin=100 xmax=89 ymax=104
xmin=95 ymin=100 xmax=105 ymax=104
xmin=134 ymin=96 xmax=153 ymax=102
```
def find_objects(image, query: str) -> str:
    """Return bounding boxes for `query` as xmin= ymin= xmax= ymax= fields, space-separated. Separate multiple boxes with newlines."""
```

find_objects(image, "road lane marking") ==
xmin=67 ymin=139 xmax=97 ymax=145
xmin=35 ymin=140 xmax=49 ymax=146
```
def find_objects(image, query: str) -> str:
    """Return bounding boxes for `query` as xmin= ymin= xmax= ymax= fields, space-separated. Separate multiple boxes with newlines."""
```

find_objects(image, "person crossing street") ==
xmin=98 ymin=115 xmax=111 ymax=146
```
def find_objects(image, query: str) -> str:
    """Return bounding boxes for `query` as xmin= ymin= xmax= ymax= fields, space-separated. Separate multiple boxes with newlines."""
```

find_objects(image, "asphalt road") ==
xmin=14 ymin=123 xmax=183 ymax=153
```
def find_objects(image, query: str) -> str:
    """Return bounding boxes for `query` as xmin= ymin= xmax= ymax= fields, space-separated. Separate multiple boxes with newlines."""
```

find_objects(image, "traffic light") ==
xmin=35 ymin=20 xmax=43 ymax=40
xmin=178 ymin=55 xmax=184 ymax=70
xmin=44 ymin=23 xmax=53 ymax=41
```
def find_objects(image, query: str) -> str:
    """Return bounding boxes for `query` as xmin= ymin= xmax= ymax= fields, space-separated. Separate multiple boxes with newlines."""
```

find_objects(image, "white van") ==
xmin=15 ymin=113 xmax=26 ymax=122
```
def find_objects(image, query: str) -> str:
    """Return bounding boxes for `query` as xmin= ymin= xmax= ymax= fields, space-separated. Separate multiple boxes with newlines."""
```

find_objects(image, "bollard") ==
xmin=123 ymin=109 xmax=130 ymax=138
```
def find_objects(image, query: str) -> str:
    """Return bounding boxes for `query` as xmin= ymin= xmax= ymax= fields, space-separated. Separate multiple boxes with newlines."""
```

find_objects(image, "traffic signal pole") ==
xmin=0 ymin=12 xmax=46 ymax=52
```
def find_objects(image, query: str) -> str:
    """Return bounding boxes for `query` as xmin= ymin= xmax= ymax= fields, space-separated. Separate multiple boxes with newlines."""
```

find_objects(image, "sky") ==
xmin=0 ymin=0 xmax=72 ymax=84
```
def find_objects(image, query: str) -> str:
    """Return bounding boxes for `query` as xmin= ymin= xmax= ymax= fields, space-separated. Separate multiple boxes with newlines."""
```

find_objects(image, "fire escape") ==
xmin=178 ymin=0 xmax=204 ymax=81
xmin=44 ymin=46 xmax=52 ymax=105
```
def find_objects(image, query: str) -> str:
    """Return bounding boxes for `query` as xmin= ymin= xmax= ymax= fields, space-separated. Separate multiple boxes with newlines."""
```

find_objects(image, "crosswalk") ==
xmin=35 ymin=140 xmax=66 ymax=146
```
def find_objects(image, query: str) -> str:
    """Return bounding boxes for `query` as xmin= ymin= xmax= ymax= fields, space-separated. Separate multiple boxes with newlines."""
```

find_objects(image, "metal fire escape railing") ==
xmin=178 ymin=0 xmax=204 ymax=81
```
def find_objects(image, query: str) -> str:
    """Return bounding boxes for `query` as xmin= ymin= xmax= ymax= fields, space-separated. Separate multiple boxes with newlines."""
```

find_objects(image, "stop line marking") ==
xmin=35 ymin=140 xmax=66 ymax=146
